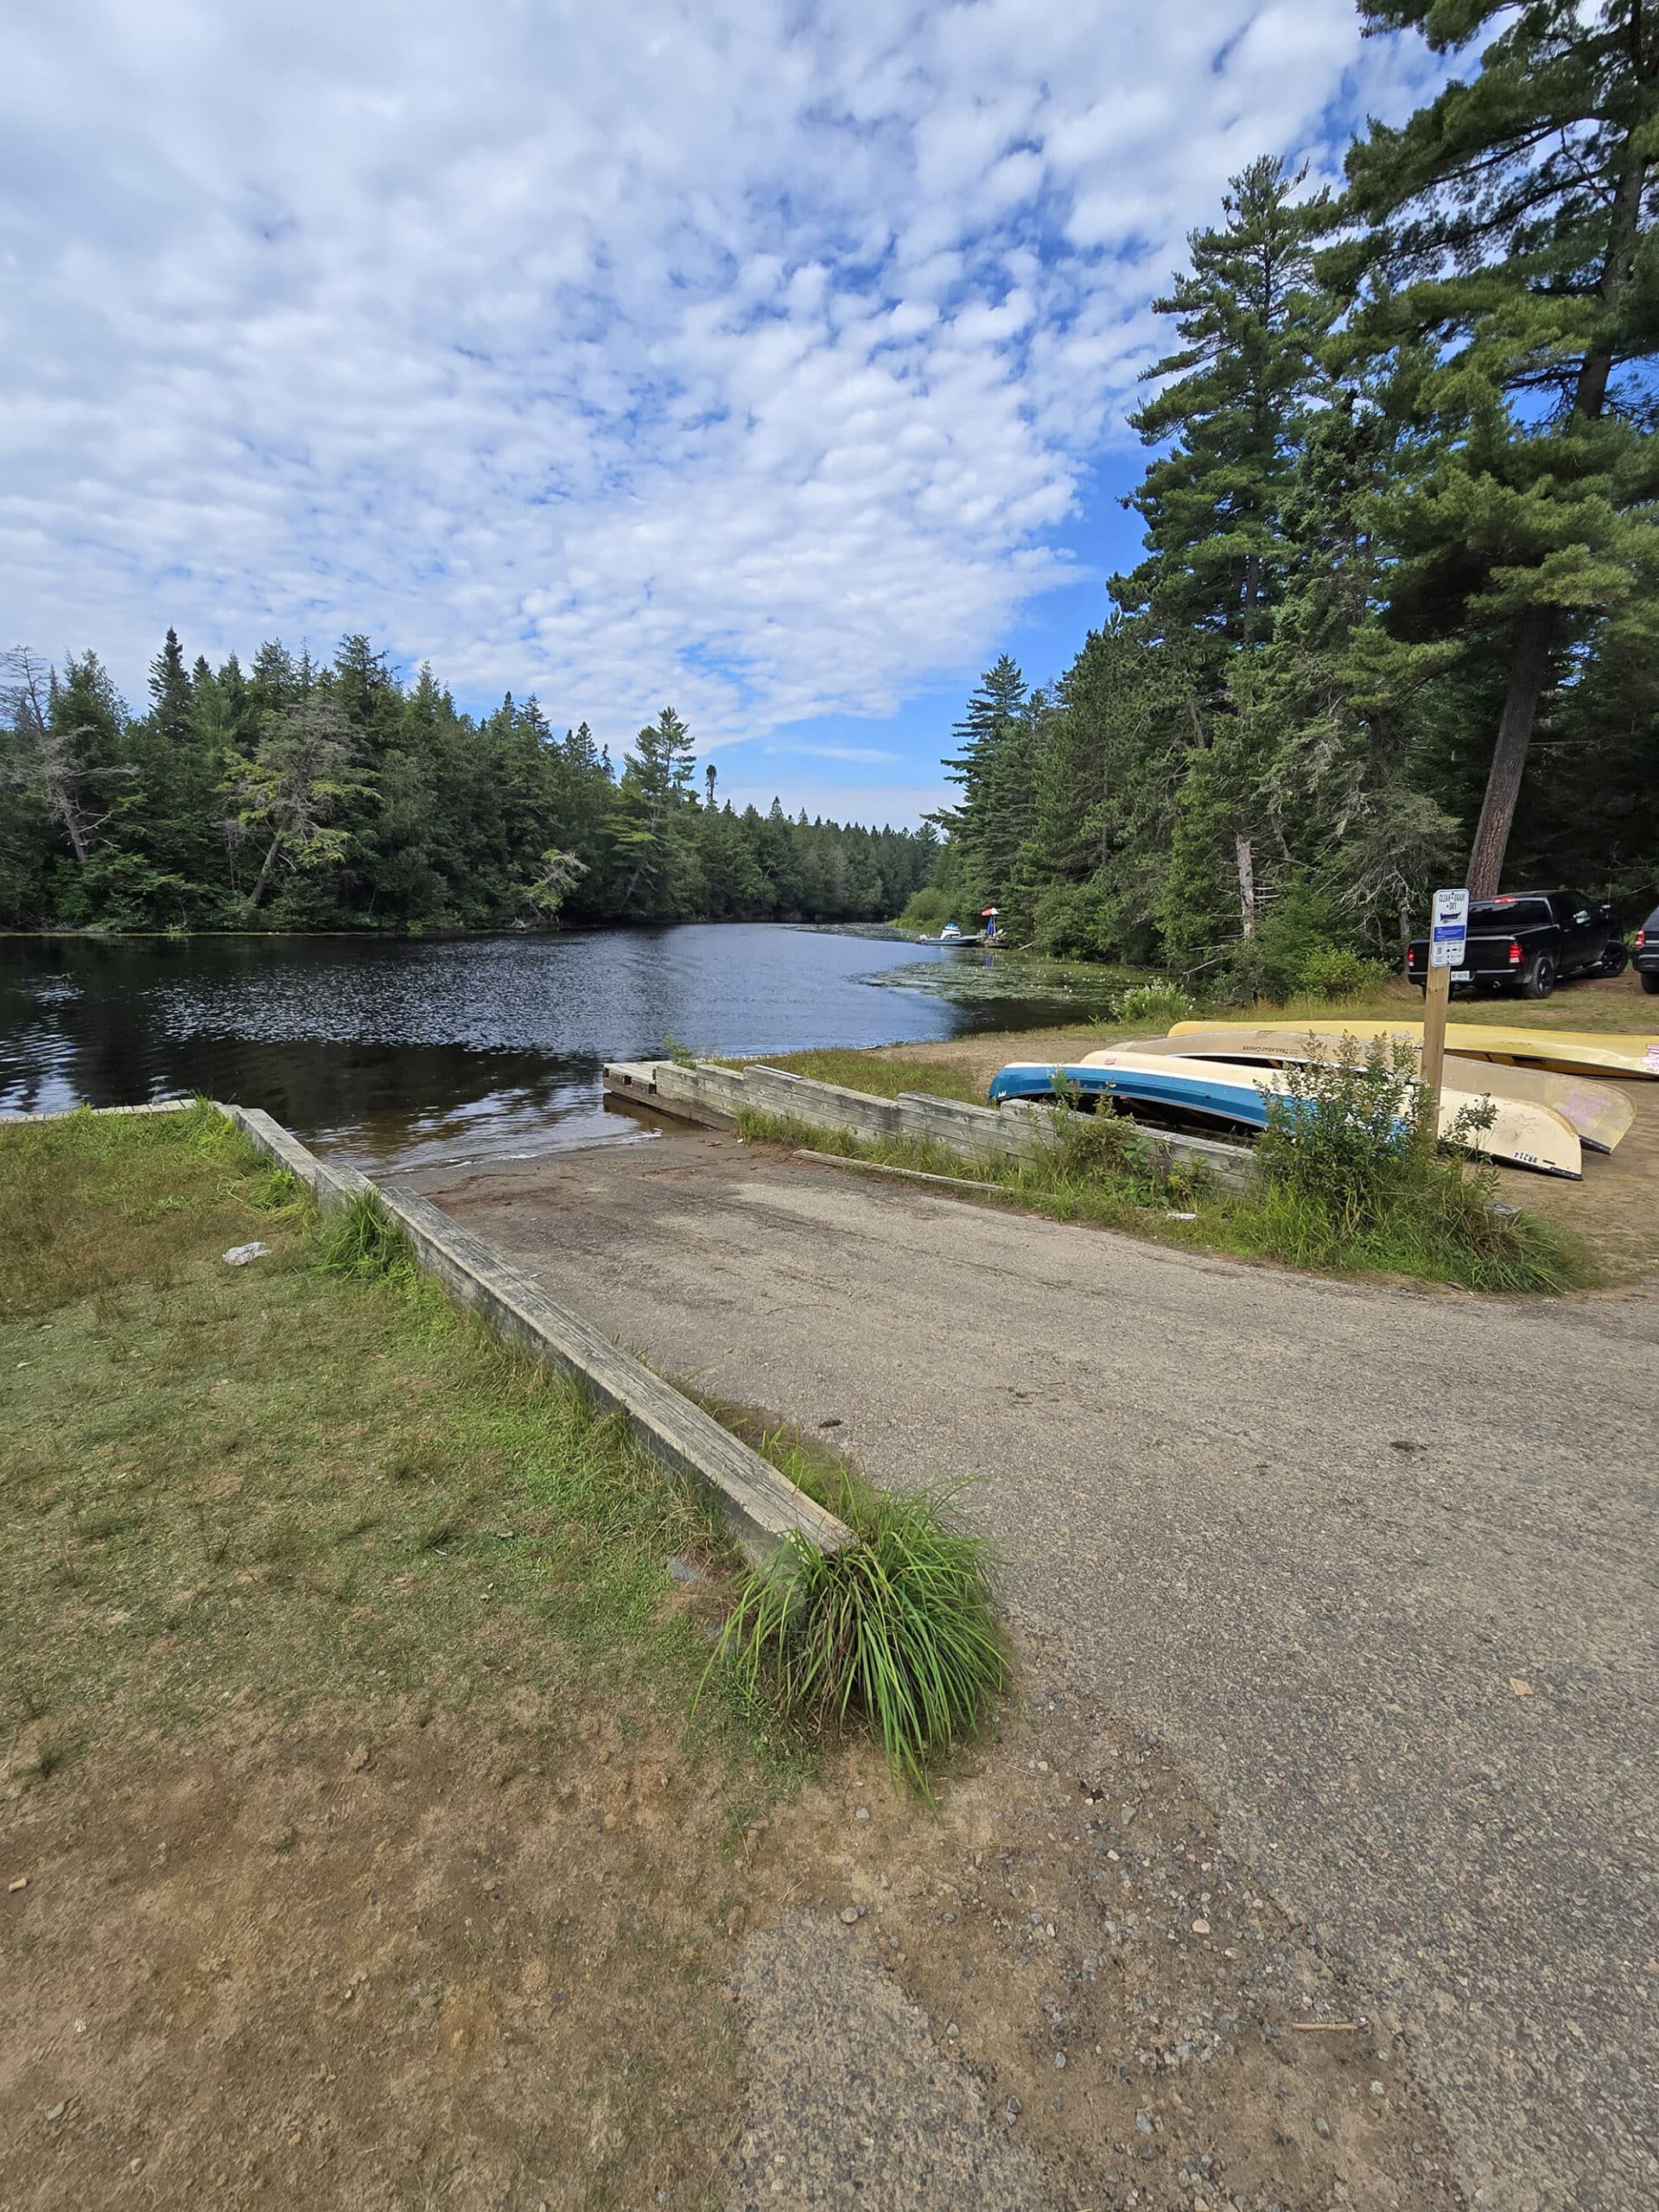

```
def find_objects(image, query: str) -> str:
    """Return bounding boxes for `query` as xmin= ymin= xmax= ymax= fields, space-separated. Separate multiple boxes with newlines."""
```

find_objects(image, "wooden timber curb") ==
xmin=3 ymin=1097 xmax=853 ymax=1569
xmin=602 ymin=1057 xmax=1255 ymax=1190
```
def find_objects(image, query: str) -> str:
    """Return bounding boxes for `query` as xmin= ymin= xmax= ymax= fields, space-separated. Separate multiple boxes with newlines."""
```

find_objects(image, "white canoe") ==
xmin=1079 ymin=1046 xmax=1582 ymax=1178
xmin=1170 ymin=1017 xmax=1659 ymax=1082
xmin=1116 ymin=1029 xmax=1633 ymax=1153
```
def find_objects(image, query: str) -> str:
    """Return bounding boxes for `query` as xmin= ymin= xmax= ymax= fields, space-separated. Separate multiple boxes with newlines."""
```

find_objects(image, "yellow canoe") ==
xmin=1170 ymin=1018 xmax=1659 ymax=1082
xmin=1081 ymin=1047 xmax=1582 ymax=1178
xmin=1139 ymin=1028 xmax=1634 ymax=1152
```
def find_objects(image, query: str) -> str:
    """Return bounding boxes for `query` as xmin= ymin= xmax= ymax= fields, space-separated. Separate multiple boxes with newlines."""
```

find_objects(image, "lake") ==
xmin=0 ymin=927 xmax=1117 ymax=1176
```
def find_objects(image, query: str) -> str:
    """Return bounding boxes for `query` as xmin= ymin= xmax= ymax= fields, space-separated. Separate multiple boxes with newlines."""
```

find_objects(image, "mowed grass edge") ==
xmin=0 ymin=1104 xmax=768 ymax=1772
xmin=0 ymin=1103 xmax=1007 ymax=1794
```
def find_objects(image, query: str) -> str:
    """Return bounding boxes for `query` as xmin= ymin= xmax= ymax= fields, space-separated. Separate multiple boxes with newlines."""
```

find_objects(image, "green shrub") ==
xmin=1224 ymin=877 xmax=1352 ymax=1001
xmin=1292 ymin=944 xmax=1391 ymax=1001
xmin=1255 ymin=1037 xmax=1430 ymax=1228
xmin=710 ymin=1470 xmax=1007 ymax=1796
xmin=1113 ymin=979 xmax=1198 ymax=1030
xmin=1049 ymin=1092 xmax=1156 ymax=1183
xmin=895 ymin=887 xmax=955 ymax=932
xmin=1250 ymin=1036 xmax=1578 ymax=1292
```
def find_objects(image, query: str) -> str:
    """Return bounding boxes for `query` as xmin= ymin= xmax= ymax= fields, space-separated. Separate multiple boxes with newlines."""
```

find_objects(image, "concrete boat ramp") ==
xmin=413 ymin=1113 xmax=1657 ymax=2212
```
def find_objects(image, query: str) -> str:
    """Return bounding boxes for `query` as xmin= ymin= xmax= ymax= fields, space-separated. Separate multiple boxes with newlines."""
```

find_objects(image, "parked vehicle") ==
xmin=1404 ymin=890 xmax=1627 ymax=999
xmin=1636 ymin=904 xmax=1659 ymax=996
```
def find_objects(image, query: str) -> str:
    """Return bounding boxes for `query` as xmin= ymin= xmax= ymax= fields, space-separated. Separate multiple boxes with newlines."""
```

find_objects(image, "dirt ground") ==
xmin=3 ymin=1681 xmax=1464 ymax=2212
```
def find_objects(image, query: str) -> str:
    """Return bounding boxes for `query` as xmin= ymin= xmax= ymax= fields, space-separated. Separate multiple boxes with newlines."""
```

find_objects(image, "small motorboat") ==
xmin=991 ymin=1049 xmax=1583 ymax=1178
xmin=1108 ymin=1029 xmax=1634 ymax=1153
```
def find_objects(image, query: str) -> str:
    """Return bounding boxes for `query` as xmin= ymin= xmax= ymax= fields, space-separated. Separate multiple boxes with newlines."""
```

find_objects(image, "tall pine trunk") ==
xmin=1466 ymin=614 xmax=1559 ymax=898
xmin=1465 ymin=144 xmax=1645 ymax=895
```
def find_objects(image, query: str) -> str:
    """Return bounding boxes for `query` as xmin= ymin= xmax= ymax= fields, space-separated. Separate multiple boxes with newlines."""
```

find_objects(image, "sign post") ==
xmin=1421 ymin=887 xmax=1470 ymax=1133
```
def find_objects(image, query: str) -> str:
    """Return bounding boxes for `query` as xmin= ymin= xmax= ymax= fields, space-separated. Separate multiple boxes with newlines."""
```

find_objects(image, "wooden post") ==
xmin=1419 ymin=960 xmax=1450 ymax=1137
xmin=1419 ymin=887 xmax=1468 ymax=1138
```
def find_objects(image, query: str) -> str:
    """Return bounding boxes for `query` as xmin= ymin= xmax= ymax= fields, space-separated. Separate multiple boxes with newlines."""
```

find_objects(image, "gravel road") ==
xmin=423 ymin=1128 xmax=1658 ymax=2212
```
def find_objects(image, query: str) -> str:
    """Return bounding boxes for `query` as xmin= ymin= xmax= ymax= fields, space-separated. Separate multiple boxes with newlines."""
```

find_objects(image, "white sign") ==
xmin=1428 ymin=886 xmax=1470 ymax=970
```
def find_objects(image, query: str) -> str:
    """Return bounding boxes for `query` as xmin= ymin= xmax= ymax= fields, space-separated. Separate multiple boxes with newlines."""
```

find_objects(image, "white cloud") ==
xmin=0 ymin=0 xmax=1430 ymax=749
xmin=763 ymin=743 xmax=903 ymax=765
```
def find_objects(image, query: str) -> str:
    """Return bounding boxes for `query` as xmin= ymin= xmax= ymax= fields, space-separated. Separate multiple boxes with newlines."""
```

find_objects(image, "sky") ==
xmin=2 ymin=1 xmax=1437 ymax=826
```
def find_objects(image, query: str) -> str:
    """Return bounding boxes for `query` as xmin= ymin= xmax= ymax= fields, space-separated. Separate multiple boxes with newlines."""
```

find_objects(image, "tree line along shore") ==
xmin=0 ymin=634 xmax=935 ymax=937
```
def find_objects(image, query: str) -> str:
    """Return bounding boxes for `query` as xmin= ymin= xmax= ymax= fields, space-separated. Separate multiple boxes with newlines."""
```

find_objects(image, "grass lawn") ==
xmin=0 ymin=1103 xmax=800 ymax=2209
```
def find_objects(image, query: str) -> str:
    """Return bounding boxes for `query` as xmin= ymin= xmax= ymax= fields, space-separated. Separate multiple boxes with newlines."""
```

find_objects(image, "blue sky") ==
xmin=3 ymin=2 xmax=1437 ymax=826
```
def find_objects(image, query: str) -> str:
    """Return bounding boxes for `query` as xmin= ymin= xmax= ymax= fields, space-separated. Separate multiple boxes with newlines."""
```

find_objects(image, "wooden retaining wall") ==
xmin=602 ymin=1058 xmax=1255 ymax=1191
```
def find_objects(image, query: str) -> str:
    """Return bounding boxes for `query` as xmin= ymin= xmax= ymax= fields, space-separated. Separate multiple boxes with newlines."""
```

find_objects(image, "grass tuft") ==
xmin=709 ymin=1464 xmax=1007 ymax=1796
xmin=316 ymin=1190 xmax=416 ymax=1282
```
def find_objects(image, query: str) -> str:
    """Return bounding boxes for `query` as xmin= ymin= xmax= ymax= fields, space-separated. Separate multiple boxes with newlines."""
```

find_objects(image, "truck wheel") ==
xmin=1599 ymin=943 xmax=1629 ymax=977
xmin=1520 ymin=953 xmax=1557 ymax=1000
xmin=1643 ymin=970 xmax=1659 ymax=996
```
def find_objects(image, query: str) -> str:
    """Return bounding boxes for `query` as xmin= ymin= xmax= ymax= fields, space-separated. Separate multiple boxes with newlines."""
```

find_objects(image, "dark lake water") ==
xmin=0 ymin=927 xmax=1116 ymax=1176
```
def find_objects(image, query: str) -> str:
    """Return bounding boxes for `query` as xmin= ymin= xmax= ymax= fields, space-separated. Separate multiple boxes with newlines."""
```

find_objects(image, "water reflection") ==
xmin=1 ymin=926 xmax=1099 ymax=1175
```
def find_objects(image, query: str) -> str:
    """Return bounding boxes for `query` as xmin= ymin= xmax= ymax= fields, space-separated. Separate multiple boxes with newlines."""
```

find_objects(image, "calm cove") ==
xmin=0 ymin=926 xmax=1118 ymax=1176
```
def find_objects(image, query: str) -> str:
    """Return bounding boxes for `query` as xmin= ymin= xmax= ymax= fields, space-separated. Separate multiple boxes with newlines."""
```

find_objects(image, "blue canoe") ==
xmin=988 ymin=1059 xmax=1274 ymax=1132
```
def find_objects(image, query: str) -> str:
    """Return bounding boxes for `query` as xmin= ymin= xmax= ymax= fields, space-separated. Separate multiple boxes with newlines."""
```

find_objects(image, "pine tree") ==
xmin=616 ymin=709 xmax=699 ymax=916
xmin=1114 ymin=157 xmax=1334 ymax=658
xmin=226 ymin=700 xmax=364 ymax=913
xmin=148 ymin=629 xmax=192 ymax=746
xmin=1333 ymin=0 xmax=1659 ymax=894
xmin=248 ymin=640 xmax=302 ymax=715
xmin=938 ymin=654 xmax=1033 ymax=912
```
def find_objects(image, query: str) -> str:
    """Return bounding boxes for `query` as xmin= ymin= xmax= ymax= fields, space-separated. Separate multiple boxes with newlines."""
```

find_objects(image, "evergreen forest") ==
xmin=926 ymin=0 xmax=1659 ymax=990
xmin=0 ymin=633 xmax=934 ymax=934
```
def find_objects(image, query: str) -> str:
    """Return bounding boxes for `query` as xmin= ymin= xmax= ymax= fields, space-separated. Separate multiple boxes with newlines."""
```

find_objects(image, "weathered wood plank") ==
xmin=0 ymin=1098 xmax=197 ymax=1125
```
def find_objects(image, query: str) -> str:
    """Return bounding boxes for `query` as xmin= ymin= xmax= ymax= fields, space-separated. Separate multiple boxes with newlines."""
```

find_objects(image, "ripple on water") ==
xmin=1 ymin=926 xmax=1105 ymax=1174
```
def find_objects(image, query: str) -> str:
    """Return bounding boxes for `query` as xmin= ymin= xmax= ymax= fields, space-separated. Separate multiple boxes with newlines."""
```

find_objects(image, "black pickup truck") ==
xmin=1636 ymin=903 xmax=1659 ymax=995
xmin=1404 ymin=891 xmax=1628 ymax=1000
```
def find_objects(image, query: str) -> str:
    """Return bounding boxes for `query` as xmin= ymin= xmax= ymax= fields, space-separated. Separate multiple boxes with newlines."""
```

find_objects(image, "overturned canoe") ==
xmin=1109 ymin=1030 xmax=1634 ymax=1153
xmin=996 ymin=1051 xmax=1582 ymax=1178
xmin=1169 ymin=1018 xmax=1659 ymax=1083
xmin=991 ymin=1057 xmax=1276 ymax=1135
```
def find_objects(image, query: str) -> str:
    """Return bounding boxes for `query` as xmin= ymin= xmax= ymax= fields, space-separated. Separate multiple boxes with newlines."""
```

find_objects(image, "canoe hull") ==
xmin=1169 ymin=1018 xmax=1659 ymax=1083
xmin=1110 ymin=1031 xmax=1633 ymax=1153
xmin=1003 ymin=1052 xmax=1582 ymax=1179
xmin=989 ymin=1060 xmax=1271 ymax=1132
